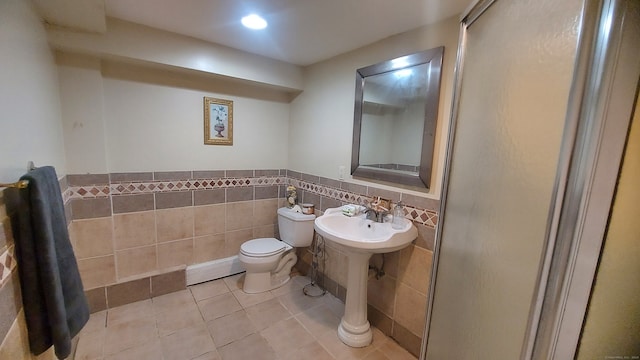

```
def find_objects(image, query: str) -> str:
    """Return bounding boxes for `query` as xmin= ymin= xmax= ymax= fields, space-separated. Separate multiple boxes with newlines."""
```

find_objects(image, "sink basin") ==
xmin=314 ymin=207 xmax=418 ymax=348
xmin=314 ymin=207 xmax=417 ymax=253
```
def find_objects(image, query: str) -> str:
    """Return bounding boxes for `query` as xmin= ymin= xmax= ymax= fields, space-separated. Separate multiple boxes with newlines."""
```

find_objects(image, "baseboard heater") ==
xmin=186 ymin=255 xmax=245 ymax=286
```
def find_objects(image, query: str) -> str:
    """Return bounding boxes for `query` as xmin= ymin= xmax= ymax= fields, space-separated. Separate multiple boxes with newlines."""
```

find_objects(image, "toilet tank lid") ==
xmin=278 ymin=207 xmax=316 ymax=221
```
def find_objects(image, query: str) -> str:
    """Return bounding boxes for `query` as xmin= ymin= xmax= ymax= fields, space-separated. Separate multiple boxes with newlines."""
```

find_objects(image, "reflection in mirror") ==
xmin=352 ymin=47 xmax=444 ymax=189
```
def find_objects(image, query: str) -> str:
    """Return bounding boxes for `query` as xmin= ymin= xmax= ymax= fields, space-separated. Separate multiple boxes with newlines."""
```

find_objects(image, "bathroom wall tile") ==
xmin=255 ymin=169 xmax=279 ymax=176
xmin=320 ymin=196 xmax=342 ymax=212
xmin=113 ymin=211 xmax=156 ymax=250
xmin=252 ymin=225 xmax=275 ymax=239
xmin=0 ymin=218 xmax=9 ymax=249
xmin=156 ymin=207 xmax=194 ymax=243
xmin=392 ymin=322 xmax=422 ymax=358
xmin=158 ymin=239 xmax=193 ymax=268
xmin=370 ymin=251 xmax=399 ymax=279
xmin=255 ymin=185 xmax=278 ymax=200
xmin=193 ymin=234 xmax=225 ymax=264
xmin=0 ymin=274 xmax=21 ymax=343
xmin=194 ymin=204 xmax=225 ymax=236
xmin=192 ymin=170 xmax=225 ymax=179
xmin=341 ymin=182 xmax=367 ymax=196
xmin=301 ymin=191 xmax=320 ymax=207
xmin=116 ymin=245 xmax=157 ymax=279
xmin=226 ymin=202 xmax=253 ymax=231
xmin=194 ymin=189 xmax=225 ymax=206
xmin=301 ymin=173 xmax=320 ymax=184
xmin=368 ymin=187 xmax=401 ymax=203
xmin=227 ymin=187 xmax=254 ymax=203
xmin=367 ymin=275 xmax=397 ymax=317
xmin=394 ymin=283 xmax=427 ymax=337
xmin=319 ymin=177 xmax=341 ymax=189
xmin=85 ymin=287 xmax=107 ymax=313
xmin=78 ymin=255 xmax=116 ymax=289
xmin=414 ymin=223 xmax=435 ymax=251
xmin=71 ymin=198 xmax=112 ymax=220
xmin=112 ymin=194 xmax=154 ymax=214
xmin=67 ymin=173 xmax=110 ymax=186
xmin=254 ymin=199 xmax=278 ymax=226
xmin=151 ymin=269 xmax=186 ymax=298
xmin=324 ymin=244 xmax=348 ymax=287
xmin=154 ymin=171 xmax=192 ymax=181
xmin=59 ymin=175 xmax=68 ymax=192
xmin=226 ymin=170 xmax=254 ymax=178
xmin=110 ymin=172 xmax=153 ymax=183
xmin=224 ymin=229 xmax=253 ymax=257
xmin=65 ymin=202 xmax=73 ymax=225
xmin=286 ymin=170 xmax=301 ymax=179
xmin=401 ymin=194 xmax=440 ymax=212
xmin=72 ymin=217 xmax=114 ymax=258
xmin=107 ymin=278 xmax=151 ymax=308
xmin=155 ymin=191 xmax=193 ymax=209
xmin=398 ymin=245 xmax=433 ymax=295
xmin=367 ymin=304 xmax=393 ymax=337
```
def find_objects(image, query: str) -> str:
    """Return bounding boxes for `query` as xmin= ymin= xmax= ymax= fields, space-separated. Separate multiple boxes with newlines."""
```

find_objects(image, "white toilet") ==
xmin=238 ymin=207 xmax=315 ymax=293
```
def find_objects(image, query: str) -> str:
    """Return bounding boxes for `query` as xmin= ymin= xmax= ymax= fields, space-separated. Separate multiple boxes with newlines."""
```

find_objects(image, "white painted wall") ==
xmin=0 ymin=0 xmax=66 ymax=183
xmin=289 ymin=16 xmax=459 ymax=197
xmin=101 ymin=74 xmax=290 ymax=172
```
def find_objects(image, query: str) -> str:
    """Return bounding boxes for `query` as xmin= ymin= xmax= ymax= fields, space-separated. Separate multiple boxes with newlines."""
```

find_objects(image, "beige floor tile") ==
xmin=222 ymin=273 xmax=244 ymax=291
xmin=361 ymin=349 xmax=391 ymax=360
xmin=104 ymin=316 xmax=158 ymax=355
xmin=269 ymin=275 xmax=306 ymax=297
xmin=107 ymin=299 xmax=153 ymax=326
xmin=190 ymin=279 xmax=229 ymax=301
xmin=104 ymin=338 xmax=163 ymax=360
xmin=317 ymin=330 xmax=376 ymax=360
xmin=277 ymin=288 xmax=325 ymax=315
xmin=217 ymin=333 xmax=276 ymax=360
xmin=206 ymin=310 xmax=257 ymax=347
xmin=81 ymin=311 xmax=107 ymax=335
xmin=232 ymin=288 xmax=274 ymax=308
xmin=192 ymin=350 xmax=222 ymax=360
xmin=244 ymin=298 xmax=293 ymax=331
xmin=197 ymin=292 xmax=242 ymax=321
xmin=280 ymin=341 xmax=334 ymax=360
xmin=295 ymin=304 xmax=341 ymax=338
xmin=260 ymin=317 xmax=315 ymax=357
xmin=152 ymin=289 xmax=196 ymax=314
xmin=160 ymin=324 xmax=216 ymax=360
xmin=377 ymin=339 xmax=417 ymax=360
xmin=322 ymin=293 xmax=346 ymax=318
xmin=156 ymin=305 xmax=205 ymax=336
xmin=75 ymin=327 xmax=105 ymax=360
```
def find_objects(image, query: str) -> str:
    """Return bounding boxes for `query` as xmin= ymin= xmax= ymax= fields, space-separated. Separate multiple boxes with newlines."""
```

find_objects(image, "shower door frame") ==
xmin=421 ymin=0 xmax=640 ymax=359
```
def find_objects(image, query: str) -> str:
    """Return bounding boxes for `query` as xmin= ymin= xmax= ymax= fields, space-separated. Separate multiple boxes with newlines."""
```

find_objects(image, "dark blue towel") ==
xmin=15 ymin=166 xmax=89 ymax=359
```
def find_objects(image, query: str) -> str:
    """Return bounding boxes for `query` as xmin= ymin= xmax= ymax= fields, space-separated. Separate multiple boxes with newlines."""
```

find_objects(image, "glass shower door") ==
xmin=425 ymin=0 xmax=584 ymax=358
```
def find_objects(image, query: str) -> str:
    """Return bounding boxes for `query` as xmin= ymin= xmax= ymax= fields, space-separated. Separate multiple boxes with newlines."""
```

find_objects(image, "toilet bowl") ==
xmin=238 ymin=207 xmax=315 ymax=293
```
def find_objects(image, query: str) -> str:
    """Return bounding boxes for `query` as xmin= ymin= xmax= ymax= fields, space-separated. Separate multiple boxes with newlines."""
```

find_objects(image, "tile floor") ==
xmin=72 ymin=274 xmax=417 ymax=360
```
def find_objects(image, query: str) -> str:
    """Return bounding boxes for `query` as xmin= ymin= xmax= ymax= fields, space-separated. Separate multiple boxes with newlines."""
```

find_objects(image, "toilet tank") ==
xmin=277 ymin=207 xmax=316 ymax=247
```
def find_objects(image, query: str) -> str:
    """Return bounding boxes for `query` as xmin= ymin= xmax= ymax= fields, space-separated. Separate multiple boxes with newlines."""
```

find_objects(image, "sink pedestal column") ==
xmin=338 ymin=251 xmax=373 ymax=347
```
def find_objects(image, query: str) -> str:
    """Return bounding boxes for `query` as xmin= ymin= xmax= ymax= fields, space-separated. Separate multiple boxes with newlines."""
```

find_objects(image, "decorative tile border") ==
xmin=63 ymin=171 xmax=438 ymax=228
xmin=0 ymin=246 xmax=16 ymax=287
xmin=289 ymin=178 xmax=438 ymax=228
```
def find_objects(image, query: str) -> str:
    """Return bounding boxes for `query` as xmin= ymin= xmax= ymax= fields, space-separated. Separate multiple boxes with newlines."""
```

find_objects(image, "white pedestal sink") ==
xmin=314 ymin=207 xmax=418 ymax=347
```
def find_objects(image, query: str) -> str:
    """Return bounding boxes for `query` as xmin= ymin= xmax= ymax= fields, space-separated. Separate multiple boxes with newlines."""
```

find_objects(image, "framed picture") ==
xmin=204 ymin=97 xmax=233 ymax=145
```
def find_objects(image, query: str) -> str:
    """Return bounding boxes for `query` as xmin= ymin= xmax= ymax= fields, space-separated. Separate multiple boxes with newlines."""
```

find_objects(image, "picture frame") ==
xmin=204 ymin=97 xmax=233 ymax=145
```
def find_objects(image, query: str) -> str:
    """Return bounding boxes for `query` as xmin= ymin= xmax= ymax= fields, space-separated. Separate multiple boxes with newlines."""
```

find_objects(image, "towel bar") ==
xmin=0 ymin=180 xmax=29 ymax=189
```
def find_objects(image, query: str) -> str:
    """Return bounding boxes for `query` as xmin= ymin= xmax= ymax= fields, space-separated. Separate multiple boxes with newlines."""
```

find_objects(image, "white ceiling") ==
xmin=104 ymin=0 xmax=471 ymax=66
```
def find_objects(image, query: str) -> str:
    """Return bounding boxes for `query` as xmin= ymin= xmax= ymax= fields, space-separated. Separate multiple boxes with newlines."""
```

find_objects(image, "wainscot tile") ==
xmin=155 ymin=191 xmax=193 ymax=209
xmin=85 ymin=287 xmax=107 ymax=313
xmin=226 ymin=170 xmax=254 ymax=178
xmin=71 ymin=198 xmax=112 ymax=220
xmin=151 ymin=269 xmax=186 ymax=298
xmin=255 ymin=185 xmax=278 ymax=200
xmin=192 ymin=170 xmax=225 ymax=179
xmin=193 ymin=189 xmax=225 ymax=205
xmin=109 ymin=172 xmax=153 ymax=183
xmin=153 ymin=171 xmax=192 ymax=181
xmin=112 ymin=194 xmax=154 ymax=213
xmin=254 ymin=169 xmax=280 ymax=176
xmin=227 ymin=187 xmax=254 ymax=203
xmin=107 ymin=278 xmax=151 ymax=308
xmin=392 ymin=322 xmax=422 ymax=358
xmin=67 ymin=173 xmax=110 ymax=186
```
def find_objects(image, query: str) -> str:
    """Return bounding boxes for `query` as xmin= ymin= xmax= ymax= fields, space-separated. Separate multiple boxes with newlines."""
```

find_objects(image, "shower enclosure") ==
xmin=422 ymin=0 xmax=640 ymax=359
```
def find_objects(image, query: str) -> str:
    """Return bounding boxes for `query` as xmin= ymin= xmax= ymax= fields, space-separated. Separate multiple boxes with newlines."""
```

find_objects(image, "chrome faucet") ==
xmin=364 ymin=207 xmax=389 ymax=223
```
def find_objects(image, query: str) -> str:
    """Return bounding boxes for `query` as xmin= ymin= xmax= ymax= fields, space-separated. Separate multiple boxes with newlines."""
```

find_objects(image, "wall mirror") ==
xmin=351 ymin=46 xmax=444 ymax=189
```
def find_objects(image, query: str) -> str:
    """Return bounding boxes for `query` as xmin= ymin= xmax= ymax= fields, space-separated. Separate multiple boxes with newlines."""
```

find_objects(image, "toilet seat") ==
xmin=240 ymin=238 xmax=288 ymax=257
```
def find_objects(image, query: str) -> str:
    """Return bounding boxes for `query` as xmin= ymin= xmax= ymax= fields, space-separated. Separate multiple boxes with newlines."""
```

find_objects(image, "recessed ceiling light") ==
xmin=241 ymin=14 xmax=267 ymax=30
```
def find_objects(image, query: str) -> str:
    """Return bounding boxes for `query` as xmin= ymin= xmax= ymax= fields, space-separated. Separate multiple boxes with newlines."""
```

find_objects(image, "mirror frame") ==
xmin=351 ymin=46 xmax=444 ymax=189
